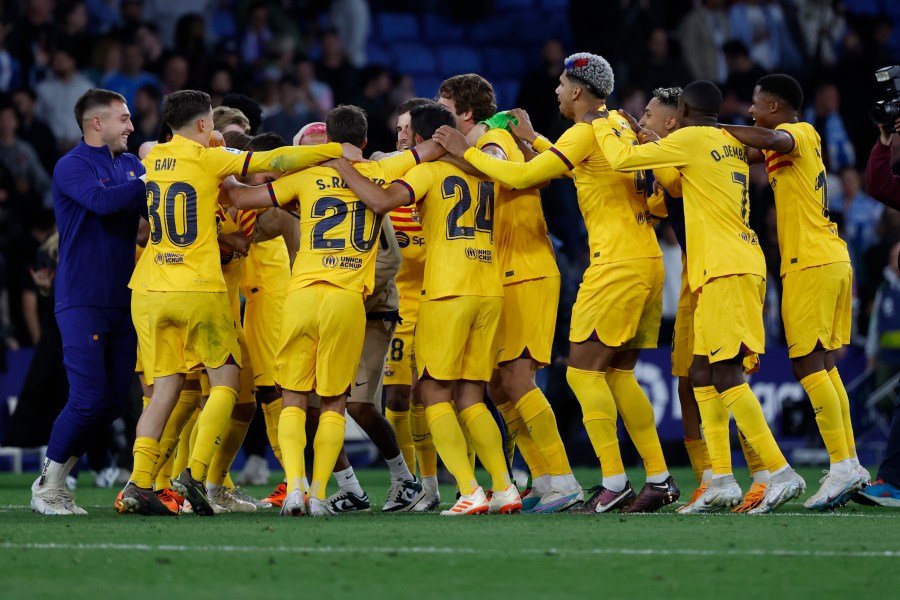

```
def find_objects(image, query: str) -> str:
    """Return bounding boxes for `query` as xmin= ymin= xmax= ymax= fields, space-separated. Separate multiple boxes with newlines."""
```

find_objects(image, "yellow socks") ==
xmin=456 ymin=406 xmax=477 ymax=471
xmin=261 ymin=398 xmax=284 ymax=468
xmin=152 ymin=390 xmax=201 ymax=486
xmin=801 ymin=370 xmax=850 ymax=463
xmin=567 ymin=367 xmax=624 ymax=477
xmin=694 ymin=386 xmax=731 ymax=475
xmin=386 ymin=408 xmax=415 ymax=470
xmin=426 ymin=402 xmax=478 ymax=495
xmin=684 ymin=437 xmax=711 ymax=484
xmin=188 ymin=385 xmax=238 ymax=482
xmin=607 ymin=368 xmax=668 ymax=477
xmin=737 ymin=428 xmax=766 ymax=475
xmin=720 ymin=383 xmax=787 ymax=473
xmin=278 ymin=406 xmax=307 ymax=493
xmin=410 ymin=402 xmax=437 ymax=478
xmin=310 ymin=411 xmax=346 ymax=500
xmin=496 ymin=401 xmax=549 ymax=481
xmin=828 ymin=368 xmax=857 ymax=458
xmin=172 ymin=408 xmax=199 ymax=477
xmin=461 ymin=403 xmax=512 ymax=491
xmin=516 ymin=387 xmax=572 ymax=476
xmin=131 ymin=437 xmax=160 ymax=489
xmin=207 ymin=416 xmax=252 ymax=486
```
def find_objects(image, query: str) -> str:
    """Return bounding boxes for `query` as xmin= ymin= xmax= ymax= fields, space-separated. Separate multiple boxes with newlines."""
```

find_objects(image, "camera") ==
xmin=870 ymin=65 xmax=900 ymax=133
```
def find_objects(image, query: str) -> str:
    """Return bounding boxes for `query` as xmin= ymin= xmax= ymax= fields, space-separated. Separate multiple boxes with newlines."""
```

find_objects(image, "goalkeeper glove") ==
xmin=479 ymin=111 xmax=519 ymax=132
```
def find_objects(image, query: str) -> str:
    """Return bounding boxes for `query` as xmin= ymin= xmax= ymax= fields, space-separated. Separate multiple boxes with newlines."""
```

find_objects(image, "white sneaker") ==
xmin=60 ymin=488 xmax=88 ymax=515
xmin=803 ymin=468 xmax=860 ymax=511
xmin=748 ymin=467 xmax=806 ymax=514
xmin=532 ymin=486 xmax=585 ymax=513
xmin=441 ymin=486 xmax=490 ymax=516
xmin=308 ymin=496 xmax=334 ymax=517
xmin=489 ymin=483 xmax=522 ymax=514
xmin=280 ymin=489 xmax=307 ymax=517
xmin=206 ymin=483 xmax=257 ymax=513
xmin=383 ymin=477 xmax=426 ymax=512
xmin=677 ymin=475 xmax=743 ymax=514
xmin=413 ymin=487 xmax=441 ymax=512
xmin=93 ymin=466 xmax=121 ymax=488
xmin=236 ymin=455 xmax=270 ymax=486
xmin=31 ymin=478 xmax=73 ymax=515
xmin=231 ymin=486 xmax=267 ymax=509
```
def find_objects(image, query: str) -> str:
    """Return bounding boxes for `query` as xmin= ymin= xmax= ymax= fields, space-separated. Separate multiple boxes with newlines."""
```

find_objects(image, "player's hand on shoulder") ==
xmin=617 ymin=109 xmax=641 ymax=133
xmin=637 ymin=129 xmax=661 ymax=144
xmin=433 ymin=125 xmax=471 ymax=157
xmin=322 ymin=157 xmax=350 ymax=170
xmin=507 ymin=108 xmax=537 ymax=143
xmin=340 ymin=143 xmax=367 ymax=163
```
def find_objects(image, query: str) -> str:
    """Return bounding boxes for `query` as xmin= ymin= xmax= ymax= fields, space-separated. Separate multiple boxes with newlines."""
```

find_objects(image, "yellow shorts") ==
xmin=416 ymin=295 xmax=502 ymax=382
xmin=782 ymin=262 xmax=852 ymax=358
xmin=132 ymin=290 xmax=153 ymax=384
xmin=570 ymin=257 xmax=663 ymax=349
xmin=275 ymin=284 xmax=366 ymax=397
xmin=497 ymin=276 xmax=559 ymax=366
xmin=384 ymin=317 xmax=415 ymax=386
xmin=147 ymin=290 xmax=241 ymax=377
xmin=671 ymin=268 xmax=697 ymax=378
xmin=694 ymin=274 xmax=765 ymax=364
xmin=311 ymin=319 xmax=394 ymax=408
xmin=243 ymin=287 xmax=285 ymax=388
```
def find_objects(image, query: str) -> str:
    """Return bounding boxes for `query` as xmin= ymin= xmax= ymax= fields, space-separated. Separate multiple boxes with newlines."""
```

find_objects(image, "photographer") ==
xmin=867 ymin=115 xmax=900 ymax=214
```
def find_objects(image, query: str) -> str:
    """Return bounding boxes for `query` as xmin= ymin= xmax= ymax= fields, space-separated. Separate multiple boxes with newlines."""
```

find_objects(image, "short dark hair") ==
xmin=756 ymin=74 xmax=803 ymax=111
xmin=396 ymin=97 xmax=435 ymax=116
xmin=245 ymin=132 xmax=287 ymax=152
xmin=409 ymin=103 xmax=455 ymax=141
xmin=222 ymin=130 xmax=252 ymax=150
xmin=221 ymin=93 xmax=262 ymax=133
xmin=74 ymin=88 xmax=127 ymax=132
xmin=439 ymin=74 xmax=497 ymax=122
xmin=163 ymin=89 xmax=212 ymax=130
xmin=325 ymin=105 xmax=368 ymax=147
xmin=156 ymin=122 xmax=173 ymax=143
xmin=681 ymin=80 xmax=722 ymax=115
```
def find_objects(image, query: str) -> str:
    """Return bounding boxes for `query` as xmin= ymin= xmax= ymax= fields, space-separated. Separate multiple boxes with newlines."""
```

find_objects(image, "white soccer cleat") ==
xmin=413 ymin=487 xmax=441 ymax=512
xmin=308 ymin=496 xmax=335 ymax=517
xmin=489 ymin=483 xmax=522 ymax=514
xmin=31 ymin=478 xmax=74 ymax=515
xmin=531 ymin=486 xmax=585 ymax=514
xmin=676 ymin=475 xmax=742 ymax=514
xmin=748 ymin=467 xmax=806 ymax=514
xmin=279 ymin=489 xmax=307 ymax=517
xmin=207 ymin=483 xmax=257 ymax=513
xmin=60 ymin=488 xmax=88 ymax=515
xmin=441 ymin=486 xmax=490 ymax=516
xmin=236 ymin=455 xmax=270 ymax=486
xmin=856 ymin=465 xmax=871 ymax=488
xmin=803 ymin=468 xmax=860 ymax=511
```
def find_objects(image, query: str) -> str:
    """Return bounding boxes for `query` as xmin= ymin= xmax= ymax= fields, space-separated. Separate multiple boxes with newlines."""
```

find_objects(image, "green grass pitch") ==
xmin=1 ymin=466 xmax=897 ymax=599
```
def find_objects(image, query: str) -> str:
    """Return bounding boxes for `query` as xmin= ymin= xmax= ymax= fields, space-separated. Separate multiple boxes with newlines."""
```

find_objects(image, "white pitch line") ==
xmin=0 ymin=542 xmax=898 ymax=559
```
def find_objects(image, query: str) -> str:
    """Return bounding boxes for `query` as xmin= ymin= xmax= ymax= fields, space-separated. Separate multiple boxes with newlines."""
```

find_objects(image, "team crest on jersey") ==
xmin=322 ymin=255 xmax=338 ymax=268
xmin=396 ymin=231 xmax=410 ymax=248
xmin=384 ymin=364 xmax=395 ymax=377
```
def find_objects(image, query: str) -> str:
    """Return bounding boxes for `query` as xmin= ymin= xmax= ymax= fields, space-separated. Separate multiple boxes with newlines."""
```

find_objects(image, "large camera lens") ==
xmin=870 ymin=100 xmax=900 ymax=130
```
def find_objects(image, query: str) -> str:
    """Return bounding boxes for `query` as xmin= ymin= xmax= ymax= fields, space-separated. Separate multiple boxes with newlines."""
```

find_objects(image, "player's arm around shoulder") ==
xmin=324 ymin=158 xmax=413 ymax=215
xmin=720 ymin=123 xmax=795 ymax=159
xmin=223 ymin=171 xmax=297 ymax=211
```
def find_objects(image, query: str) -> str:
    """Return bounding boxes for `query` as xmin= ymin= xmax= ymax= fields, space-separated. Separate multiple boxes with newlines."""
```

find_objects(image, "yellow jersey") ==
xmin=594 ymin=122 xmax=765 ymax=291
xmin=397 ymin=161 xmax=502 ymax=300
xmin=390 ymin=205 xmax=426 ymax=320
xmin=142 ymin=135 xmax=341 ymax=293
xmin=476 ymin=128 xmax=558 ymax=284
xmin=216 ymin=207 xmax=247 ymax=319
xmin=464 ymin=114 xmax=660 ymax=266
xmin=240 ymin=236 xmax=291 ymax=296
xmin=128 ymin=243 xmax=152 ymax=294
xmin=269 ymin=151 xmax=417 ymax=297
xmin=764 ymin=121 xmax=849 ymax=275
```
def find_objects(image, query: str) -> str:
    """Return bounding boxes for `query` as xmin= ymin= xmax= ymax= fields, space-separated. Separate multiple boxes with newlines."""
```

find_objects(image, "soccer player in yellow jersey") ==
xmin=224 ymin=105 xmax=433 ymax=516
xmin=435 ymin=54 xmax=676 ymax=514
xmin=588 ymin=80 xmax=807 ymax=514
xmin=436 ymin=74 xmax=582 ymax=513
xmin=118 ymin=90 xmax=358 ymax=516
xmin=382 ymin=98 xmax=442 ymax=510
xmin=330 ymin=103 xmax=522 ymax=516
xmin=722 ymin=74 xmax=867 ymax=510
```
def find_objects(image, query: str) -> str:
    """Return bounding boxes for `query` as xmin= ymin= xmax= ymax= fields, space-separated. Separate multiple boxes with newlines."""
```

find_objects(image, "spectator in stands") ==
xmin=294 ymin=56 xmax=333 ymax=119
xmin=84 ymin=0 xmax=123 ymax=35
xmin=728 ymin=0 xmax=801 ymax=72
xmin=261 ymin=74 xmax=315 ymax=147
xmin=10 ymin=88 xmax=57 ymax=172
xmin=208 ymin=0 xmax=239 ymax=46
xmin=56 ymin=1 xmax=92 ymax=69
xmin=795 ymin=0 xmax=846 ymax=69
xmin=135 ymin=23 xmax=172 ymax=78
xmin=516 ymin=38 xmax=569 ymax=141
xmin=141 ymin=0 xmax=209 ymax=49
xmin=208 ymin=65 xmax=234 ymax=108
xmin=352 ymin=65 xmax=394 ymax=154
xmin=5 ymin=0 xmax=55 ymax=83
xmin=843 ymin=168 xmax=884 ymax=262
xmin=804 ymin=82 xmax=855 ymax=172
xmin=619 ymin=86 xmax=647 ymax=124
xmin=159 ymin=54 xmax=190 ymax=97
xmin=0 ymin=104 xmax=51 ymax=209
xmin=35 ymin=43 xmax=94 ymax=151
xmin=720 ymin=40 xmax=767 ymax=125
xmin=679 ymin=0 xmax=730 ymax=83
xmin=113 ymin=0 xmax=145 ymax=40
xmin=240 ymin=2 xmax=273 ymax=71
xmin=102 ymin=41 xmax=160 ymax=108
xmin=0 ymin=24 xmax=22 ymax=93
xmin=127 ymin=83 xmax=162 ymax=155
xmin=221 ymin=92 xmax=263 ymax=134
xmin=329 ymin=0 xmax=371 ymax=69
xmin=314 ymin=28 xmax=359 ymax=106
xmin=173 ymin=13 xmax=209 ymax=88
xmin=634 ymin=28 xmax=691 ymax=95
